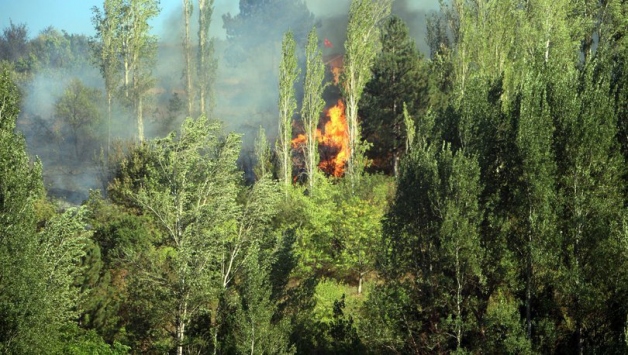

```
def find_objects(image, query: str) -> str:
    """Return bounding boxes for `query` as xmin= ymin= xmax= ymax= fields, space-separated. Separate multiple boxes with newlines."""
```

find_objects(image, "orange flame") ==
xmin=332 ymin=66 xmax=342 ymax=85
xmin=318 ymin=100 xmax=349 ymax=177
xmin=291 ymin=100 xmax=349 ymax=178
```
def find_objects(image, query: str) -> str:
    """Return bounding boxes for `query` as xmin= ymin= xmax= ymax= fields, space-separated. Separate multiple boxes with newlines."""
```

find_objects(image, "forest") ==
xmin=2 ymin=0 xmax=628 ymax=354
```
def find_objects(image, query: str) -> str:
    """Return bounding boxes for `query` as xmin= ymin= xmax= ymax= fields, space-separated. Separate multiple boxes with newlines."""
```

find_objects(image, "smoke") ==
xmin=13 ymin=0 xmax=442 ymax=204
xmin=19 ymin=63 xmax=108 ymax=204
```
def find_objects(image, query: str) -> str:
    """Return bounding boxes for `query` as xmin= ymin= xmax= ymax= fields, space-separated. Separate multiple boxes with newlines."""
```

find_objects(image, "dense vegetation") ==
xmin=2 ymin=0 xmax=628 ymax=354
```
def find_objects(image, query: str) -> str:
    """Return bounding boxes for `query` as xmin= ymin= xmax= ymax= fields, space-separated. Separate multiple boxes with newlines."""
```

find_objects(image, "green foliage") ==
xmin=0 ymin=67 xmax=93 ymax=354
xmin=54 ymin=78 xmax=103 ymax=159
xmin=0 ymin=67 xmax=48 ymax=353
xmin=198 ymin=0 xmax=217 ymax=117
xmin=342 ymin=0 xmax=393 ymax=184
xmin=301 ymin=27 xmax=326 ymax=190
xmin=277 ymin=31 xmax=299 ymax=195
xmin=254 ymin=126 xmax=272 ymax=180
xmin=225 ymin=246 xmax=295 ymax=355
xmin=110 ymin=116 xmax=243 ymax=353
xmin=360 ymin=15 xmax=428 ymax=176
xmin=61 ymin=326 xmax=130 ymax=355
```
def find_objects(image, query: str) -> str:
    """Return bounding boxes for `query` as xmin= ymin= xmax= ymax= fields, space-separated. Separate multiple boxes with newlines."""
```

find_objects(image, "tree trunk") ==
xmin=526 ymin=227 xmax=532 ymax=339
xmin=177 ymin=300 xmax=188 ymax=355
xmin=358 ymin=271 xmax=363 ymax=295
xmin=107 ymin=92 xmax=112 ymax=158
xmin=137 ymin=95 xmax=144 ymax=142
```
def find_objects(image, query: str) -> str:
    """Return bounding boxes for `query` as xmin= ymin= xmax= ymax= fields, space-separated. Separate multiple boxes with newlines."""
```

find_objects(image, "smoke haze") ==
xmin=15 ymin=0 xmax=440 ymax=203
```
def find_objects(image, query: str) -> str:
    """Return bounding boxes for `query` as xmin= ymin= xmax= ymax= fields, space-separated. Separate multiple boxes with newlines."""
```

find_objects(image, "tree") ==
xmin=553 ymin=63 xmax=628 ymax=353
xmin=438 ymin=148 xmax=483 ymax=350
xmin=0 ymin=22 xmax=31 ymax=71
xmin=0 ymin=66 xmax=88 ymax=353
xmin=224 ymin=245 xmax=294 ymax=355
xmin=277 ymin=32 xmax=299 ymax=196
xmin=110 ymin=116 xmax=241 ymax=355
xmin=341 ymin=0 xmax=392 ymax=186
xmin=254 ymin=126 xmax=272 ymax=180
xmin=118 ymin=0 xmax=160 ymax=142
xmin=54 ymin=78 xmax=103 ymax=159
xmin=92 ymin=0 xmax=123 ymax=155
xmin=379 ymin=139 xmax=483 ymax=352
xmin=300 ymin=28 xmax=326 ymax=190
xmin=360 ymin=15 xmax=428 ymax=177
xmin=0 ymin=66 xmax=46 ymax=353
xmin=182 ymin=0 xmax=194 ymax=116
xmin=198 ymin=0 xmax=217 ymax=117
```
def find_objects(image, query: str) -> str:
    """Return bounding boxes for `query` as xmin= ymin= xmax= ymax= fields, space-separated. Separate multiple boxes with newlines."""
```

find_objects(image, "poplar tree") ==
xmin=116 ymin=0 xmax=159 ymax=142
xmin=198 ymin=0 xmax=216 ymax=118
xmin=342 ymin=0 xmax=392 ymax=186
xmin=277 ymin=31 xmax=299 ymax=196
xmin=91 ymin=0 xmax=123 ymax=155
xmin=301 ymin=28 xmax=326 ymax=190
xmin=182 ymin=0 xmax=193 ymax=116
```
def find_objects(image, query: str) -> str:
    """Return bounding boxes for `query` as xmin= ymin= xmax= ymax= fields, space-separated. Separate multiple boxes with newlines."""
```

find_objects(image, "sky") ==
xmin=0 ymin=0 xmax=240 ymax=39
xmin=0 ymin=1 xmax=441 ymax=41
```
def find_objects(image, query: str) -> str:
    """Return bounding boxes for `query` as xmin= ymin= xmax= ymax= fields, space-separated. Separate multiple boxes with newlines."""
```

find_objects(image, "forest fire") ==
xmin=318 ymin=100 xmax=349 ymax=176
xmin=291 ymin=99 xmax=349 ymax=177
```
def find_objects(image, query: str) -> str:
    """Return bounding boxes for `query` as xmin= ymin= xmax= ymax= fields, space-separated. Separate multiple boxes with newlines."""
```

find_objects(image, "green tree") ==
xmin=277 ymin=31 xmax=299 ymax=196
xmin=553 ymin=63 xmax=628 ymax=353
xmin=360 ymin=15 xmax=428 ymax=177
xmin=0 ymin=22 xmax=31 ymax=71
xmin=54 ymin=78 xmax=103 ymax=159
xmin=198 ymin=0 xmax=217 ymax=117
xmin=0 ymin=66 xmax=90 ymax=353
xmin=254 ymin=126 xmax=272 ymax=180
xmin=182 ymin=0 xmax=194 ymax=116
xmin=227 ymin=245 xmax=294 ymax=354
xmin=379 ymin=141 xmax=483 ymax=352
xmin=119 ymin=0 xmax=160 ymax=142
xmin=341 ymin=0 xmax=392 ymax=186
xmin=0 ymin=66 xmax=47 ymax=353
xmin=300 ymin=28 xmax=326 ymax=190
xmin=110 ymin=116 xmax=241 ymax=355
xmin=336 ymin=194 xmax=384 ymax=295
xmin=92 ymin=0 xmax=123 ymax=155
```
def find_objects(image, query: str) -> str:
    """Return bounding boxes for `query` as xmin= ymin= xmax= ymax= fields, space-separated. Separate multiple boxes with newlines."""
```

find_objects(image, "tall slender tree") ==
xmin=198 ymin=0 xmax=216 ymax=118
xmin=301 ymin=28 xmax=326 ymax=190
xmin=116 ymin=0 xmax=159 ymax=142
xmin=277 ymin=31 xmax=299 ymax=196
xmin=182 ymin=0 xmax=194 ymax=116
xmin=342 ymin=0 xmax=392 ymax=186
xmin=91 ymin=0 xmax=123 ymax=156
